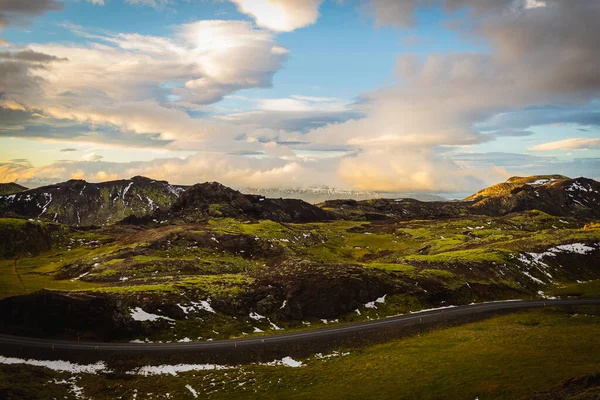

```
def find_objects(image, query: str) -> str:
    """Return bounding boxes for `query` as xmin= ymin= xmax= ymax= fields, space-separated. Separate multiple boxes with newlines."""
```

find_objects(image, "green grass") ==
xmin=95 ymin=274 xmax=255 ymax=298
xmin=404 ymin=248 xmax=509 ymax=265
xmin=551 ymin=280 xmax=600 ymax=298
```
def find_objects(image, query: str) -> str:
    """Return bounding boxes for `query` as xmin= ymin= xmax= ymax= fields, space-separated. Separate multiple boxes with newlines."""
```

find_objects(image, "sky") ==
xmin=0 ymin=0 xmax=599 ymax=193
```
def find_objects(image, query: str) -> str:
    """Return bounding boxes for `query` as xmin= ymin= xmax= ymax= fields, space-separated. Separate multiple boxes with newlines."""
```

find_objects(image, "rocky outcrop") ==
xmin=0 ymin=219 xmax=66 ymax=257
xmin=0 ymin=290 xmax=141 ymax=340
xmin=254 ymin=262 xmax=397 ymax=319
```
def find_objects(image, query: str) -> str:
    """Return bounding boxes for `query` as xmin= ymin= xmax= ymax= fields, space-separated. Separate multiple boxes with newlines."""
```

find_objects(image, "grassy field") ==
xmin=0 ymin=306 xmax=598 ymax=399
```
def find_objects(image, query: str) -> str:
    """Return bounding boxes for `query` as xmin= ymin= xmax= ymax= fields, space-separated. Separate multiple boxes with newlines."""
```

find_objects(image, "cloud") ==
xmin=219 ymin=95 xmax=360 ymax=133
xmin=124 ymin=0 xmax=171 ymax=8
xmin=453 ymin=152 xmax=600 ymax=181
xmin=81 ymin=152 xmax=103 ymax=161
xmin=530 ymin=138 xmax=600 ymax=151
xmin=0 ymin=0 xmax=64 ymax=29
xmin=0 ymin=49 xmax=66 ymax=98
xmin=298 ymin=0 xmax=600 ymax=191
xmin=0 ymin=50 xmax=67 ymax=63
xmin=60 ymin=148 xmax=77 ymax=152
xmin=0 ymin=153 xmax=342 ymax=189
xmin=229 ymin=0 xmax=323 ymax=32
xmin=1 ymin=20 xmax=289 ymax=149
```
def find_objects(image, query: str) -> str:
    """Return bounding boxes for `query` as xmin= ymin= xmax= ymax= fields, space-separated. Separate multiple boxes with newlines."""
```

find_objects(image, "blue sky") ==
xmin=0 ymin=0 xmax=598 ymax=192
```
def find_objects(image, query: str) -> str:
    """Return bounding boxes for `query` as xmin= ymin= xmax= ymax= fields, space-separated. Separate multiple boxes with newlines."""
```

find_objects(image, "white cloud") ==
xmin=525 ymin=0 xmax=547 ymax=9
xmin=2 ymin=20 xmax=288 ymax=146
xmin=257 ymin=96 xmax=348 ymax=113
xmin=125 ymin=0 xmax=171 ymax=7
xmin=81 ymin=152 xmax=103 ymax=161
xmin=0 ymin=153 xmax=341 ymax=189
xmin=229 ymin=0 xmax=323 ymax=32
xmin=299 ymin=0 xmax=600 ymax=192
xmin=530 ymin=138 xmax=600 ymax=151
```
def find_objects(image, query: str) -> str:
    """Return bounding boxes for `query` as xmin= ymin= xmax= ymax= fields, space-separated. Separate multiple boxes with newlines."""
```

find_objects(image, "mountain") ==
xmin=0 ymin=182 xmax=28 ymax=195
xmin=466 ymin=175 xmax=600 ymax=218
xmin=143 ymin=181 xmax=335 ymax=224
xmin=320 ymin=175 xmax=600 ymax=220
xmin=0 ymin=176 xmax=185 ymax=226
xmin=240 ymin=187 xmax=447 ymax=203
xmin=2 ymin=175 xmax=598 ymax=226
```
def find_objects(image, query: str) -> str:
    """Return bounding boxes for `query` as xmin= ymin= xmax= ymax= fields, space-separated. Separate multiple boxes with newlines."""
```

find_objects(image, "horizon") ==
xmin=2 ymin=172 xmax=592 ymax=202
xmin=1 ymin=0 xmax=599 ymax=193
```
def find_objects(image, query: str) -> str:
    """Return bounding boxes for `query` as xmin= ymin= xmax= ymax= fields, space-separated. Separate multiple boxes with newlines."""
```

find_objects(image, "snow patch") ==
xmin=130 ymin=307 xmax=174 ymax=322
xmin=133 ymin=363 xmax=229 ymax=377
xmin=550 ymin=243 xmax=595 ymax=255
xmin=249 ymin=312 xmax=266 ymax=320
xmin=0 ymin=356 xmax=107 ymax=374
xmin=522 ymin=271 xmax=545 ymax=285
xmin=410 ymin=305 xmax=457 ymax=314
xmin=185 ymin=384 xmax=198 ymax=398
xmin=177 ymin=299 xmax=215 ymax=314
xmin=261 ymin=356 xmax=303 ymax=368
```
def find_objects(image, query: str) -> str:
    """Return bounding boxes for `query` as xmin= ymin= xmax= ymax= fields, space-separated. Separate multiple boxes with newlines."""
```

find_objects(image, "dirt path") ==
xmin=13 ymin=255 xmax=25 ymax=291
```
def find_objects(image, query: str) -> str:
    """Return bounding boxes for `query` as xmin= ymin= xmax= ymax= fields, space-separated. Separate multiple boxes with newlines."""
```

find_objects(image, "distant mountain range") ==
xmin=239 ymin=187 xmax=447 ymax=203
xmin=1 ymin=174 xmax=599 ymax=226
xmin=12 ymin=179 xmax=448 ymax=203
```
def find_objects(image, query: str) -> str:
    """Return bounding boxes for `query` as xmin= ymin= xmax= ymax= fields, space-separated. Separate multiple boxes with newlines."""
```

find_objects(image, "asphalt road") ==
xmin=1 ymin=298 xmax=598 ymax=353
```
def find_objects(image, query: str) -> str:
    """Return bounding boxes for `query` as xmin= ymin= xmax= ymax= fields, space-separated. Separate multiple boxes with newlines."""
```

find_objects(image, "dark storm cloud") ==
xmin=0 ymin=50 xmax=67 ymax=63
xmin=0 ymin=0 xmax=64 ymax=28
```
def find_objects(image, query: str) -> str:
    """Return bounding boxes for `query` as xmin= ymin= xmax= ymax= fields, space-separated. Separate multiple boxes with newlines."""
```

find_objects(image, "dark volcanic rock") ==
xmin=255 ymin=262 xmax=395 ymax=319
xmin=0 ymin=220 xmax=65 ymax=258
xmin=0 ymin=290 xmax=141 ymax=340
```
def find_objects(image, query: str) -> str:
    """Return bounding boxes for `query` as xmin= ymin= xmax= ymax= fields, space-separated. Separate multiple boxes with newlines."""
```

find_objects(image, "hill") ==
xmin=0 ymin=176 xmax=185 ymax=226
xmin=0 ymin=182 xmax=28 ymax=195
xmin=146 ymin=181 xmax=335 ymax=224
xmin=321 ymin=175 xmax=600 ymax=220
xmin=466 ymin=175 xmax=600 ymax=218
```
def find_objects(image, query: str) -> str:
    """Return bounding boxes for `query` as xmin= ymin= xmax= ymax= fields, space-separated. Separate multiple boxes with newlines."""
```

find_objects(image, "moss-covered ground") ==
xmin=2 ymin=212 xmax=598 ymax=297
xmin=0 ymin=211 xmax=599 ymax=341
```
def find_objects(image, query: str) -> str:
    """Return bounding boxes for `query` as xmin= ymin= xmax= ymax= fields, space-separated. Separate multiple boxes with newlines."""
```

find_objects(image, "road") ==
xmin=1 ymin=298 xmax=598 ymax=353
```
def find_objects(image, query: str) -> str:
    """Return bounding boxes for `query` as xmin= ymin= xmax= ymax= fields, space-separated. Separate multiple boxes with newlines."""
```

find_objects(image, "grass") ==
xmin=1 ymin=213 xmax=598 ymax=299
xmin=95 ymin=274 xmax=255 ymax=298
xmin=0 ymin=307 xmax=598 ymax=399
xmin=551 ymin=280 xmax=600 ymax=298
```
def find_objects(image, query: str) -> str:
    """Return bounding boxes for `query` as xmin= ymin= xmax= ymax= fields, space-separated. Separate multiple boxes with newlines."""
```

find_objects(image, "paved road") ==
xmin=1 ymin=299 xmax=598 ymax=352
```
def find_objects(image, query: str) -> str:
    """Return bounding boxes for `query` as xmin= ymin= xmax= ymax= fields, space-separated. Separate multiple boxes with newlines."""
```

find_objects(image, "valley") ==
xmin=0 ymin=175 xmax=599 ymax=398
